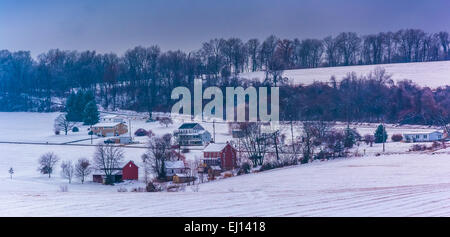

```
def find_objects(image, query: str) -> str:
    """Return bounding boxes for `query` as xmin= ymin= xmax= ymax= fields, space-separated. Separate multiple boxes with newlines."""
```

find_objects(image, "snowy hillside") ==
xmin=240 ymin=61 xmax=450 ymax=88
xmin=2 ymin=152 xmax=450 ymax=216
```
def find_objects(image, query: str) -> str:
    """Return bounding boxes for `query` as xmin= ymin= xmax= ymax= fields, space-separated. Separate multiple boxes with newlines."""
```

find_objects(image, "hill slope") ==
xmin=240 ymin=61 xmax=450 ymax=88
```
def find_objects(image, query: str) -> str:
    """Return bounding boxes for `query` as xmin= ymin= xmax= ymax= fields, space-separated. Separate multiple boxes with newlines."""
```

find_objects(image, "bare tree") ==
xmin=185 ymin=159 xmax=201 ymax=186
xmin=239 ymin=122 xmax=268 ymax=167
xmin=75 ymin=158 xmax=92 ymax=184
xmin=38 ymin=152 xmax=59 ymax=178
xmin=8 ymin=167 xmax=14 ymax=179
xmin=300 ymin=121 xmax=333 ymax=163
xmin=60 ymin=160 xmax=75 ymax=183
xmin=142 ymin=134 xmax=174 ymax=180
xmin=159 ymin=117 xmax=173 ymax=127
xmin=54 ymin=113 xmax=76 ymax=135
xmin=93 ymin=144 xmax=124 ymax=184
xmin=323 ymin=36 xmax=341 ymax=66
xmin=364 ymin=134 xmax=375 ymax=147
xmin=336 ymin=32 xmax=361 ymax=66
xmin=245 ymin=38 xmax=260 ymax=72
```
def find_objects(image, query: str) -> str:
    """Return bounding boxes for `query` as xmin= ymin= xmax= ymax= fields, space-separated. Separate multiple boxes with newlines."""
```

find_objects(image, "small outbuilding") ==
xmin=165 ymin=160 xmax=187 ymax=180
xmin=104 ymin=136 xmax=133 ymax=144
xmin=93 ymin=160 xmax=139 ymax=184
xmin=173 ymin=174 xmax=196 ymax=184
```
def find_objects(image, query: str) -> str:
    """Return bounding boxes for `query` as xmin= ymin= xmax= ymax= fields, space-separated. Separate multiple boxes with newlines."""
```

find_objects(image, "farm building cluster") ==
xmin=88 ymin=115 xmax=449 ymax=185
xmin=90 ymin=119 xmax=239 ymax=184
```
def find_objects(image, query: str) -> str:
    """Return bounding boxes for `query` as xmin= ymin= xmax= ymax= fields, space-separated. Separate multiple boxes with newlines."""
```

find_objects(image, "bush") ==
xmin=54 ymin=130 xmax=60 ymax=135
xmin=391 ymin=134 xmax=403 ymax=142
xmin=131 ymin=187 xmax=145 ymax=192
xmin=238 ymin=162 xmax=251 ymax=175
xmin=72 ymin=127 xmax=79 ymax=132
xmin=134 ymin=128 xmax=149 ymax=137
xmin=88 ymin=131 xmax=93 ymax=135
xmin=432 ymin=141 xmax=441 ymax=149
xmin=117 ymin=187 xmax=127 ymax=192
xmin=259 ymin=162 xmax=277 ymax=172
xmin=410 ymin=144 xmax=427 ymax=151
xmin=146 ymin=182 xmax=157 ymax=192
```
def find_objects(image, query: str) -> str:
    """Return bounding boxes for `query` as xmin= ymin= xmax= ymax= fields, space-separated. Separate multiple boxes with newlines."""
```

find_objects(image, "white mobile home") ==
xmin=403 ymin=131 xmax=443 ymax=142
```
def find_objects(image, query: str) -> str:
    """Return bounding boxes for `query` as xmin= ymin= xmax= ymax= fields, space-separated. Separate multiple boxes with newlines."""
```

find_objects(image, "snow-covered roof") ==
xmin=174 ymin=173 xmax=189 ymax=177
xmin=92 ymin=169 xmax=122 ymax=176
xmin=403 ymin=130 xmax=443 ymax=135
xmin=92 ymin=122 xmax=123 ymax=127
xmin=102 ymin=115 xmax=120 ymax=119
xmin=204 ymin=143 xmax=228 ymax=152
xmin=179 ymin=123 xmax=202 ymax=129
xmin=166 ymin=161 xmax=185 ymax=169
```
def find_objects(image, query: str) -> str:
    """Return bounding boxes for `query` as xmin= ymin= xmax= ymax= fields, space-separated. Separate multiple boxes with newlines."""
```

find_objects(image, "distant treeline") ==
xmin=0 ymin=29 xmax=449 ymax=125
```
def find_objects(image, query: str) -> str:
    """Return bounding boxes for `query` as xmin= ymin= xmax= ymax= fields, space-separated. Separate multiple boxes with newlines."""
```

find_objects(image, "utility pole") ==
xmin=382 ymin=119 xmax=385 ymax=153
xmin=273 ymin=131 xmax=280 ymax=161
xmin=213 ymin=120 xmax=216 ymax=143
xmin=290 ymin=120 xmax=295 ymax=155
xmin=129 ymin=118 xmax=132 ymax=138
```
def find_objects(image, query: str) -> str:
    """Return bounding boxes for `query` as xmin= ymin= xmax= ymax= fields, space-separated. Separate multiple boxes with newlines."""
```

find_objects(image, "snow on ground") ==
xmin=1 ymin=112 xmax=450 ymax=216
xmin=240 ymin=61 xmax=450 ymax=88
xmin=2 ymin=153 xmax=450 ymax=216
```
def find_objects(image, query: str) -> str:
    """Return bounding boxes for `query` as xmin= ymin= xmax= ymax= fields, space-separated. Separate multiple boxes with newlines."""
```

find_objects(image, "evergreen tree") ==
xmin=83 ymin=101 xmax=99 ymax=125
xmin=344 ymin=127 xmax=356 ymax=148
xmin=374 ymin=124 xmax=388 ymax=143
xmin=65 ymin=92 xmax=78 ymax=121
xmin=66 ymin=91 xmax=96 ymax=122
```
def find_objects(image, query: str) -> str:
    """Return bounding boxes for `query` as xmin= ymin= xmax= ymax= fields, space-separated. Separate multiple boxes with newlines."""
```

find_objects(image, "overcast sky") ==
xmin=1 ymin=0 xmax=450 ymax=57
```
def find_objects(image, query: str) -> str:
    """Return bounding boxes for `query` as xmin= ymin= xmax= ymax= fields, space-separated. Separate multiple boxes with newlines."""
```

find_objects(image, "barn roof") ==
xmin=92 ymin=122 xmax=123 ymax=128
xmin=204 ymin=143 xmax=228 ymax=152
xmin=403 ymin=130 xmax=443 ymax=135
xmin=123 ymin=160 xmax=138 ymax=168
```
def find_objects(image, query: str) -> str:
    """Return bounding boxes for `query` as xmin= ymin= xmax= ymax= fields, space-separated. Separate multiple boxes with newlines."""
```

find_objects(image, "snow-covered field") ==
xmin=240 ymin=61 xmax=450 ymax=88
xmin=1 ymin=112 xmax=450 ymax=216
xmin=2 ymin=153 xmax=450 ymax=216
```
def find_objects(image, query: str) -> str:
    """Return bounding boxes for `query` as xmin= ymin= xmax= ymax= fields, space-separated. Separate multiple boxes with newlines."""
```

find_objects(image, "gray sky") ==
xmin=1 ymin=0 xmax=450 ymax=57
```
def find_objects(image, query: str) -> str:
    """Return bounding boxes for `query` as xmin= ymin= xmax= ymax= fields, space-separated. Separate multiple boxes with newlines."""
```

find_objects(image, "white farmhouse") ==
xmin=100 ymin=115 xmax=125 ymax=123
xmin=173 ymin=123 xmax=212 ymax=146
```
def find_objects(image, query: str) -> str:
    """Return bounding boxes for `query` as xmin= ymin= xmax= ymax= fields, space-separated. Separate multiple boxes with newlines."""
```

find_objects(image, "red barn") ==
xmin=93 ymin=160 xmax=138 ymax=183
xmin=122 ymin=160 xmax=139 ymax=180
xmin=203 ymin=142 xmax=237 ymax=170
